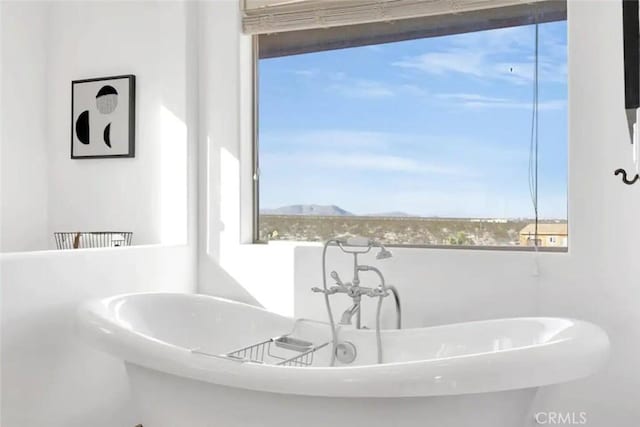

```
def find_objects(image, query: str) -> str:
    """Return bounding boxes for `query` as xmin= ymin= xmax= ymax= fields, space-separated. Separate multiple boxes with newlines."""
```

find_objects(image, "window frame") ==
xmin=252 ymin=36 xmax=261 ymax=244
xmin=250 ymin=17 xmax=569 ymax=253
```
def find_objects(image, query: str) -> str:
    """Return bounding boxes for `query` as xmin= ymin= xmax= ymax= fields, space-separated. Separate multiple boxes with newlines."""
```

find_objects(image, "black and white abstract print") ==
xmin=71 ymin=75 xmax=135 ymax=158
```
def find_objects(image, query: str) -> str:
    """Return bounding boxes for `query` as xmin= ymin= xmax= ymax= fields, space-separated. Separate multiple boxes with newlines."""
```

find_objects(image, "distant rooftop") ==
xmin=519 ymin=223 xmax=568 ymax=236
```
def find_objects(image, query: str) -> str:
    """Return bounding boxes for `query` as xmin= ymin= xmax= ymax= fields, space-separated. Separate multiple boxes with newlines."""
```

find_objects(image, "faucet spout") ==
xmin=340 ymin=303 xmax=360 ymax=326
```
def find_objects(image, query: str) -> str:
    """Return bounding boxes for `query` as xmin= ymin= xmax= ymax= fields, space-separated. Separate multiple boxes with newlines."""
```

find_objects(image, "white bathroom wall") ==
xmin=45 ymin=1 xmax=191 ymax=248
xmin=197 ymin=0 xmax=298 ymax=315
xmin=0 ymin=246 xmax=195 ymax=427
xmin=1 ymin=1 xmax=198 ymax=426
xmin=0 ymin=2 xmax=49 ymax=252
xmin=0 ymin=0 xmax=191 ymax=252
xmin=293 ymin=2 xmax=638 ymax=426
xmin=534 ymin=2 xmax=640 ymax=424
xmin=1 ymin=2 xmax=4 ymax=418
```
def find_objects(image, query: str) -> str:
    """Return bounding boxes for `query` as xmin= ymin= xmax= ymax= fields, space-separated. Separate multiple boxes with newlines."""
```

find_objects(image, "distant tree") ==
xmin=448 ymin=231 xmax=469 ymax=245
xmin=267 ymin=229 xmax=279 ymax=240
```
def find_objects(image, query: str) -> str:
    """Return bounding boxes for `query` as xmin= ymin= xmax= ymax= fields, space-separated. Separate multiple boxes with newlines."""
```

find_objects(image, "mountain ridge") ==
xmin=260 ymin=204 xmax=353 ymax=216
xmin=260 ymin=204 xmax=413 ymax=217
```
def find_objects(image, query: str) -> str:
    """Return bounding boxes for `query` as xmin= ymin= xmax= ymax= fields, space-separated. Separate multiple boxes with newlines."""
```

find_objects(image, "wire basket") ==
xmin=54 ymin=232 xmax=133 ymax=249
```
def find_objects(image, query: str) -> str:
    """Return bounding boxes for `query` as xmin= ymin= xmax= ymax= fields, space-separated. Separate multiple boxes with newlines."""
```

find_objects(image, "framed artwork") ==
xmin=71 ymin=75 xmax=135 ymax=159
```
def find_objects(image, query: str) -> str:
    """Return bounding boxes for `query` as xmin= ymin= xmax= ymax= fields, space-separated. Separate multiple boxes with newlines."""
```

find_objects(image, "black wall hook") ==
xmin=615 ymin=168 xmax=640 ymax=185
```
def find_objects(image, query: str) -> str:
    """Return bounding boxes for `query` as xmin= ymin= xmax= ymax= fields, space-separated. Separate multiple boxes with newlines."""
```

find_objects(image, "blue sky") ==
xmin=259 ymin=21 xmax=567 ymax=219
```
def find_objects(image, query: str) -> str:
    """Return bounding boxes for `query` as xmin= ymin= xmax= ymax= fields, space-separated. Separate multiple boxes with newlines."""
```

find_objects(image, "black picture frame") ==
xmin=71 ymin=74 xmax=136 ymax=159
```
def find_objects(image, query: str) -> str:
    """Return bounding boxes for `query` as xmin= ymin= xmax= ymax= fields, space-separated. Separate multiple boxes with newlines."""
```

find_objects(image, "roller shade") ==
xmin=243 ymin=0 xmax=564 ymax=35
xmin=257 ymin=1 xmax=565 ymax=58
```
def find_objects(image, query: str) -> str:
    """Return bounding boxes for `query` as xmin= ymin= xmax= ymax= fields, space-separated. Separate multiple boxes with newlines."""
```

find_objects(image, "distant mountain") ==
xmin=261 ymin=204 xmax=353 ymax=216
xmin=363 ymin=211 xmax=412 ymax=217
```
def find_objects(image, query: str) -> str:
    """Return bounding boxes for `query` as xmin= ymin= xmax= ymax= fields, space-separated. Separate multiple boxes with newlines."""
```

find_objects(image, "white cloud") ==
xmin=290 ymin=68 xmax=428 ymax=99
xmin=260 ymin=129 xmax=527 ymax=164
xmin=467 ymin=99 xmax=565 ymax=110
xmin=437 ymin=93 xmax=565 ymax=110
xmin=260 ymin=130 xmax=471 ymax=177
xmin=290 ymin=69 xmax=317 ymax=77
xmin=328 ymin=78 xmax=430 ymax=99
xmin=262 ymin=151 xmax=467 ymax=177
xmin=328 ymin=71 xmax=347 ymax=81
xmin=392 ymin=24 xmax=567 ymax=85
xmin=387 ymin=188 xmax=535 ymax=218
xmin=437 ymin=93 xmax=510 ymax=103
xmin=261 ymin=130 xmax=398 ymax=150
xmin=399 ymin=84 xmax=429 ymax=96
xmin=394 ymin=50 xmax=486 ymax=78
xmin=329 ymin=79 xmax=396 ymax=98
xmin=309 ymin=153 xmax=463 ymax=176
xmin=393 ymin=52 xmax=566 ymax=85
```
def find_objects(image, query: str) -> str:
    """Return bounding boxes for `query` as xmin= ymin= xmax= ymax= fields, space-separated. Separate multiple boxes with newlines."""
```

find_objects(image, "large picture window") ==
xmin=255 ymin=14 xmax=567 ymax=249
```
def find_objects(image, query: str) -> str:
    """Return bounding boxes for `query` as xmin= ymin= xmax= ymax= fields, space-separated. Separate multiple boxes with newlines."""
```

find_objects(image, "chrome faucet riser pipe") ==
xmin=352 ymin=252 xmax=360 ymax=287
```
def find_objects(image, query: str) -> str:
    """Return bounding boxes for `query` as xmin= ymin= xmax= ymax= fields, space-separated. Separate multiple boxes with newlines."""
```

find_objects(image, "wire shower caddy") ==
xmin=54 ymin=232 xmax=133 ymax=249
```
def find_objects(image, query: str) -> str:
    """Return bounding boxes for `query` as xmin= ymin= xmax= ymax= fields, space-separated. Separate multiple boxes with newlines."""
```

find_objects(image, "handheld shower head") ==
xmin=344 ymin=236 xmax=371 ymax=247
xmin=334 ymin=236 xmax=392 ymax=259
xmin=376 ymin=247 xmax=393 ymax=260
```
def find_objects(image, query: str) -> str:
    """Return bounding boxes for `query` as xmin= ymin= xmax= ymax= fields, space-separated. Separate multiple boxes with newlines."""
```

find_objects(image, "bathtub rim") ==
xmin=76 ymin=292 xmax=610 ymax=398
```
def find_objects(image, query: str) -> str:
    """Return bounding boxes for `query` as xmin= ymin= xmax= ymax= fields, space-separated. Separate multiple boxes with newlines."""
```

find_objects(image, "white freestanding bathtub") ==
xmin=77 ymin=293 xmax=609 ymax=427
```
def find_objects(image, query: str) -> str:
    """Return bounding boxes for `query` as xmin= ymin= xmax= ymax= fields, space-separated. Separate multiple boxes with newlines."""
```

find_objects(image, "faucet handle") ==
xmin=330 ymin=271 xmax=344 ymax=286
xmin=365 ymin=287 xmax=389 ymax=298
xmin=311 ymin=286 xmax=345 ymax=295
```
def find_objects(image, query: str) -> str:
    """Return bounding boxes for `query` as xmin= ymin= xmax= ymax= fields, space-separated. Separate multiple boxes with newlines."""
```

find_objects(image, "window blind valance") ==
xmin=250 ymin=0 xmax=566 ymax=59
xmin=242 ymin=0 xmax=564 ymax=35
